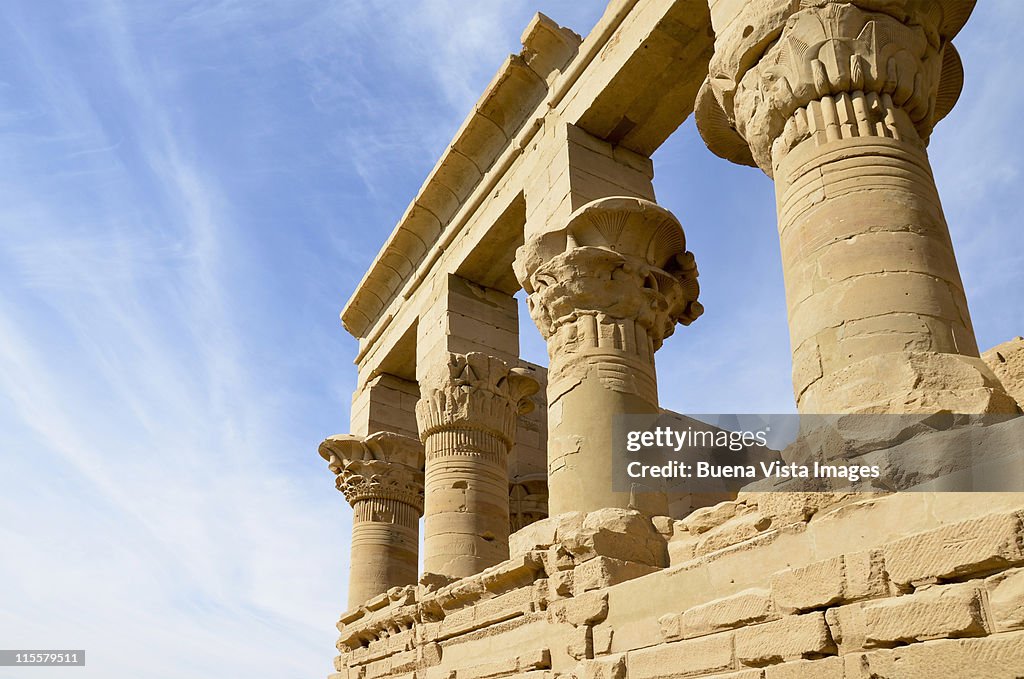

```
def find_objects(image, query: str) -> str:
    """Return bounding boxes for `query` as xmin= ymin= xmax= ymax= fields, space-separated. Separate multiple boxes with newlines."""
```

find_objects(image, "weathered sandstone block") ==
xmin=627 ymin=633 xmax=736 ymax=679
xmin=827 ymin=582 xmax=990 ymax=653
xmin=695 ymin=511 xmax=772 ymax=556
xmin=884 ymin=512 xmax=1024 ymax=587
xmin=850 ymin=632 xmax=1024 ymax=677
xmin=986 ymin=568 xmax=1024 ymax=633
xmin=861 ymin=583 xmax=989 ymax=645
xmin=572 ymin=557 xmax=659 ymax=596
xmin=682 ymin=501 xmax=746 ymax=534
xmin=548 ymin=591 xmax=608 ymax=628
xmin=763 ymin=656 xmax=844 ymax=679
xmin=772 ymin=551 xmax=888 ymax=612
xmin=560 ymin=508 xmax=668 ymax=567
xmin=734 ymin=613 xmax=835 ymax=667
xmin=680 ymin=588 xmax=776 ymax=639
xmin=573 ymin=654 xmax=625 ymax=679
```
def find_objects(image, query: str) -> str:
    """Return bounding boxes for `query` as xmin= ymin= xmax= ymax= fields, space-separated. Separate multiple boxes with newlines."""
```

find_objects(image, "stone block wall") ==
xmin=329 ymin=493 xmax=1024 ymax=679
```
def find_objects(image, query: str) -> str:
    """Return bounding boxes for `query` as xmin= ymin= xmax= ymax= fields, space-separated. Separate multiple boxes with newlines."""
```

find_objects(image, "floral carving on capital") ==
xmin=415 ymin=353 xmax=539 ymax=447
xmin=696 ymin=0 xmax=975 ymax=172
xmin=318 ymin=432 xmax=424 ymax=511
xmin=514 ymin=196 xmax=702 ymax=355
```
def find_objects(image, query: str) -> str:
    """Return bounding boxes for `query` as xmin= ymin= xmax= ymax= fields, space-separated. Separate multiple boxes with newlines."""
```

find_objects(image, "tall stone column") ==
xmin=514 ymin=196 xmax=703 ymax=516
xmin=696 ymin=0 xmax=1015 ymax=414
xmin=416 ymin=352 xmax=538 ymax=582
xmin=318 ymin=432 xmax=424 ymax=608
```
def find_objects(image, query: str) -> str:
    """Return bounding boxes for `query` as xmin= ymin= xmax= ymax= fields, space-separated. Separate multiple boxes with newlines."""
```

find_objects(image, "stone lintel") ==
xmin=340 ymin=0 xmax=717 ymax=352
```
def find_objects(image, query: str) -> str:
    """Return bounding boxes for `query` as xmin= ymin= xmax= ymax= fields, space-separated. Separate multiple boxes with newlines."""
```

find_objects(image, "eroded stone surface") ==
xmin=983 ymin=338 xmax=1024 ymax=409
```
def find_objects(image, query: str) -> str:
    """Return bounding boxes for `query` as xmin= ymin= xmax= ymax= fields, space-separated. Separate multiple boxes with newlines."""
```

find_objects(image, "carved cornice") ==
xmin=514 ymin=197 xmax=702 ymax=353
xmin=697 ymin=0 xmax=975 ymax=174
xmin=318 ymin=432 xmax=425 ymax=512
xmin=415 ymin=353 xmax=539 ymax=448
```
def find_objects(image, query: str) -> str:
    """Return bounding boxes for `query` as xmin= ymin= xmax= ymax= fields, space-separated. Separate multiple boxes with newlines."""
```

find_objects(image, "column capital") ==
xmin=514 ymin=196 xmax=702 ymax=353
xmin=696 ymin=0 xmax=974 ymax=174
xmin=318 ymin=432 xmax=425 ymax=512
xmin=415 ymin=352 xmax=539 ymax=448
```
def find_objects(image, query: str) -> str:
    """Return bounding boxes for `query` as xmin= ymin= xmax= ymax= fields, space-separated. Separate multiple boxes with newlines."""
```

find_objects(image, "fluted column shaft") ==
xmin=697 ymin=1 xmax=1015 ymax=414
xmin=319 ymin=432 xmax=424 ymax=608
xmin=416 ymin=353 xmax=538 ymax=581
xmin=515 ymin=197 xmax=703 ymax=516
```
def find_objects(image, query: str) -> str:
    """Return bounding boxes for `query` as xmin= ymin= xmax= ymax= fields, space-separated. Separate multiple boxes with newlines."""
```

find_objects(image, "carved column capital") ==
xmin=318 ymin=432 xmax=425 ymax=513
xmin=415 ymin=352 xmax=539 ymax=449
xmin=696 ymin=0 xmax=974 ymax=174
xmin=514 ymin=196 xmax=702 ymax=353
xmin=515 ymin=197 xmax=701 ymax=404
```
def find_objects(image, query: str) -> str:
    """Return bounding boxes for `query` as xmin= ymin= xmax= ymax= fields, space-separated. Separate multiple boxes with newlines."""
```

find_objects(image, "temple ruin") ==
xmin=318 ymin=1 xmax=1024 ymax=677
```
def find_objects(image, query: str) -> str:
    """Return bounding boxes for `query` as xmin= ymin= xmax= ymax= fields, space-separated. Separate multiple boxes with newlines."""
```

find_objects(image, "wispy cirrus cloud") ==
xmin=0 ymin=2 xmax=344 ymax=677
xmin=0 ymin=2 xmax=604 ymax=677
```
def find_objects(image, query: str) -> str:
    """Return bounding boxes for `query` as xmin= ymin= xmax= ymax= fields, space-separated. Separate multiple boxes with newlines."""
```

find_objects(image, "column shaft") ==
xmin=416 ymin=353 xmax=538 ymax=582
xmin=348 ymin=497 xmax=419 ymax=606
xmin=319 ymin=432 xmax=424 ymax=609
xmin=422 ymin=429 xmax=510 ymax=577
xmin=777 ymin=128 xmax=993 ymax=412
xmin=546 ymin=303 xmax=661 ymax=516
xmin=696 ymin=1 xmax=1015 ymax=414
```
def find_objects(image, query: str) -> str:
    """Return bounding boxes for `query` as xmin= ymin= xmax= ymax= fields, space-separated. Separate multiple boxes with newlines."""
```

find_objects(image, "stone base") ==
xmin=329 ymin=494 xmax=1024 ymax=679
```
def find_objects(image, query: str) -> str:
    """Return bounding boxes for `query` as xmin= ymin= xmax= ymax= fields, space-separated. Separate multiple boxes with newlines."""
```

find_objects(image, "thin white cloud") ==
xmin=0 ymin=2 xmax=345 ymax=677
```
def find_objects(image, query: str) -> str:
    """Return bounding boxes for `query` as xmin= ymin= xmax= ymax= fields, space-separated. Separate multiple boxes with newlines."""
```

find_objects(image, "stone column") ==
xmin=696 ymin=0 xmax=1015 ymax=414
xmin=514 ymin=196 xmax=703 ymax=516
xmin=416 ymin=352 xmax=538 ymax=582
xmin=318 ymin=432 xmax=424 ymax=608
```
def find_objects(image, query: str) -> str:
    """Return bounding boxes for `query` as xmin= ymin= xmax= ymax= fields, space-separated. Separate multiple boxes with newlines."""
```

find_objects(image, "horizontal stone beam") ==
xmin=340 ymin=0 xmax=715 ymax=368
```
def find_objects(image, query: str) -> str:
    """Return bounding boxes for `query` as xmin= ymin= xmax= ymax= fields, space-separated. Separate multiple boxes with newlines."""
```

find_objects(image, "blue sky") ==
xmin=0 ymin=2 xmax=1020 ymax=678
